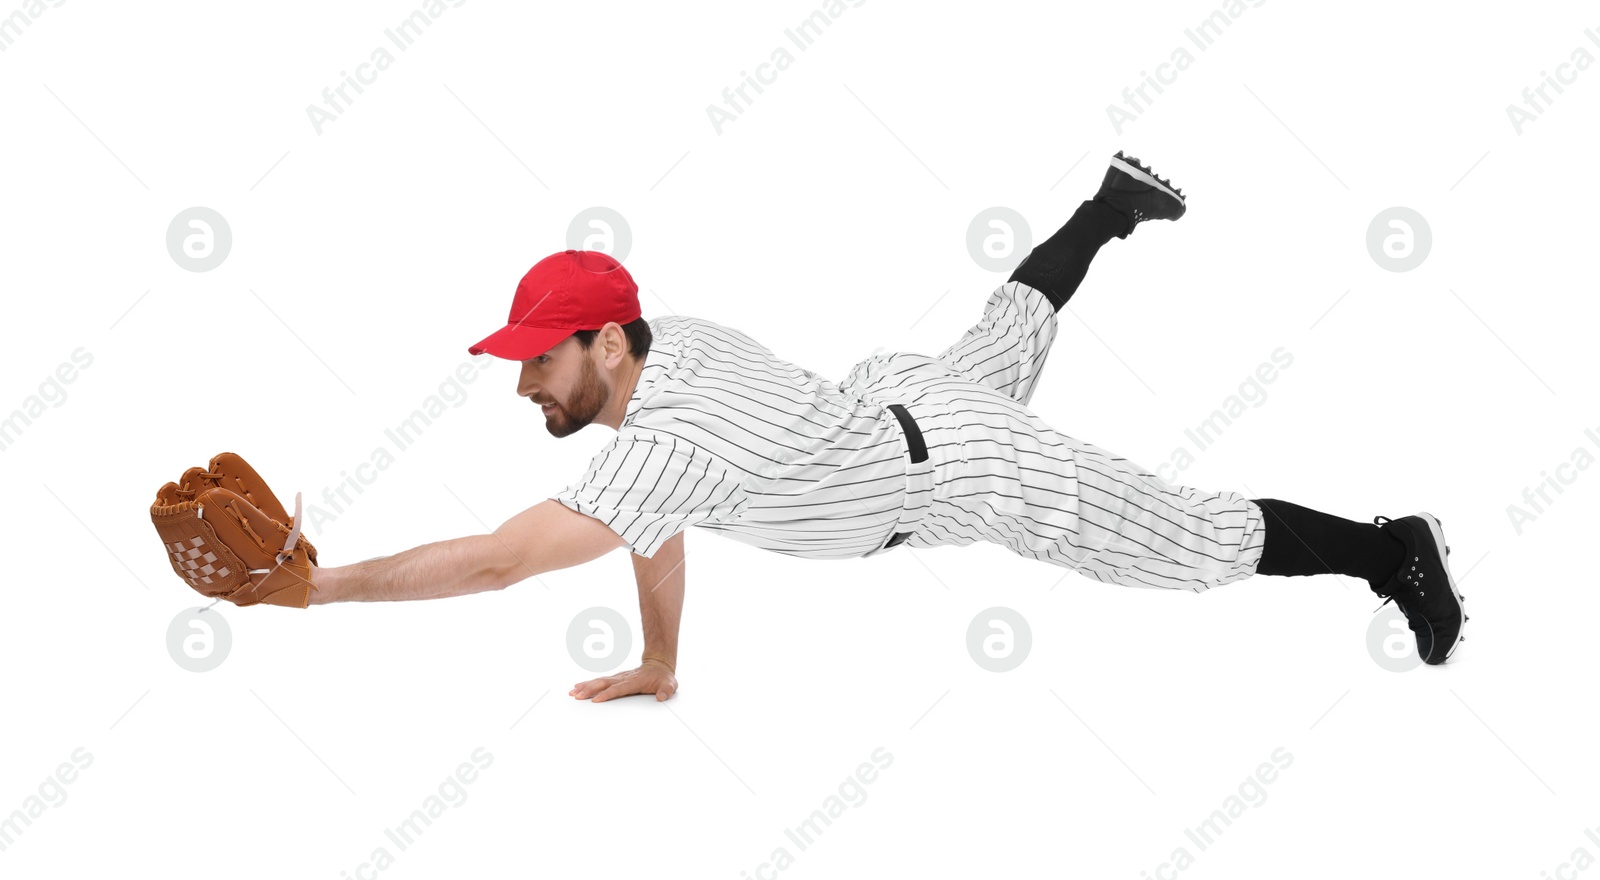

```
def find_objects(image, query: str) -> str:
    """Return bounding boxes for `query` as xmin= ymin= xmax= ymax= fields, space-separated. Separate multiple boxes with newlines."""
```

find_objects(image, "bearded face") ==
xmin=518 ymin=336 xmax=613 ymax=438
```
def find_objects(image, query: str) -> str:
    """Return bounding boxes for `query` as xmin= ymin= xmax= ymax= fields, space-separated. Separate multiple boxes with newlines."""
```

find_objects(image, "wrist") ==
xmin=306 ymin=564 xmax=334 ymax=605
xmin=641 ymin=654 xmax=676 ymax=673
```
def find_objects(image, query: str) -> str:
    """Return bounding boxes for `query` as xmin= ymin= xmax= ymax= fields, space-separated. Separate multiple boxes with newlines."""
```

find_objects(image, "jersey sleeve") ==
xmin=550 ymin=432 xmax=748 ymax=558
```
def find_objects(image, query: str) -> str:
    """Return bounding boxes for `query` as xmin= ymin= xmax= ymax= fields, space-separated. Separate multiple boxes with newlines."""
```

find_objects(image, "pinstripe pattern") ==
xmin=551 ymin=317 xmax=911 ymax=559
xmin=550 ymin=282 xmax=1265 ymax=591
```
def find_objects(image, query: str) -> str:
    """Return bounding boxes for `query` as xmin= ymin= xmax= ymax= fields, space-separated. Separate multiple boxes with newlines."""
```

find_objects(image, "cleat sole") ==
xmin=1110 ymin=152 xmax=1185 ymax=203
xmin=1416 ymin=511 xmax=1466 ymax=663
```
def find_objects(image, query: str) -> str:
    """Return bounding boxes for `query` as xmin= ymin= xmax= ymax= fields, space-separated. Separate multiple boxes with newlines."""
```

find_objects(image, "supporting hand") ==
xmin=569 ymin=658 xmax=678 ymax=702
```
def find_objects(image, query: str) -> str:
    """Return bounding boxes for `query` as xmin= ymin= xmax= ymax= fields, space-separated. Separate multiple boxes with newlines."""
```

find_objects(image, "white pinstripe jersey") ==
xmin=550 ymin=315 xmax=920 ymax=559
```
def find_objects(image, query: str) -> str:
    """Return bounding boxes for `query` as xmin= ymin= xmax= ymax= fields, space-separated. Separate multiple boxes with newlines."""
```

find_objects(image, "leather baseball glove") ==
xmin=150 ymin=452 xmax=319 ymax=607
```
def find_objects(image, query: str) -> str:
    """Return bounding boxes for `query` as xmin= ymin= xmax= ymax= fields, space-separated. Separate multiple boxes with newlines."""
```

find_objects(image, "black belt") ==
xmin=881 ymin=403 xmax=926 ymax=550
xmin=886 ymin=403 xmax=927 ymax=464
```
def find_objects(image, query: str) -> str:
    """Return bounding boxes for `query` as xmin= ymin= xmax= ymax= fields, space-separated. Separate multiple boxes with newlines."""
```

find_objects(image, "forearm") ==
xmin=311 ymin=535 xmax=507 ymax=604
xmin=632 ymin=535 xmax=686 ymax=669
xmin=639 ymin=574 xmax=684 ymax=669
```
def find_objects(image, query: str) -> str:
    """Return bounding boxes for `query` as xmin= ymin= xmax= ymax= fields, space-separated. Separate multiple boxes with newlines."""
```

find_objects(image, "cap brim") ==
xmin=467 ymin=323 xmax=575 ymax=360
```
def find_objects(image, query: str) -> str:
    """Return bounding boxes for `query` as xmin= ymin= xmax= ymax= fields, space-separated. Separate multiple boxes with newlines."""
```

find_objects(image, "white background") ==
xmin=2 ymin=1 xmax=1596 ymax=877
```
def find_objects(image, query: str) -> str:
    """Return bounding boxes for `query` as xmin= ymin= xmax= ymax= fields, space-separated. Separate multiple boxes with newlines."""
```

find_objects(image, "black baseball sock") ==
xmin=1008 ymin=199 xmax=1128 ymax=312
xmin=1251 ymin=498 xmax=1405 ymax=591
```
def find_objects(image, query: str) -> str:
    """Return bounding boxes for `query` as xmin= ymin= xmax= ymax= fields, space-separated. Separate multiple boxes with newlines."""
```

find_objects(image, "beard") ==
xmin=543 ymin=354 xmax=608 ymax=438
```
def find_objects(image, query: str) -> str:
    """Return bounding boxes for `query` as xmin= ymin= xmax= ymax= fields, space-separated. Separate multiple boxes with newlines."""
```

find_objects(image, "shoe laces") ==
xmin=1369 ymin=515 xmax=1417 ymax=615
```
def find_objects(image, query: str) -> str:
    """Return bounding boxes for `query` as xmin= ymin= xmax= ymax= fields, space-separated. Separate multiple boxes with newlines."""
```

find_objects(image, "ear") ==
xmin=599 ymin=321 xmax=630 ymax=369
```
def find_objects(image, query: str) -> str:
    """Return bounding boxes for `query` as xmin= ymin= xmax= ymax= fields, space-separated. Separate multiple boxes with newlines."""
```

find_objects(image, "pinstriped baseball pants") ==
xmin=886 ymin=280 xmax=1266 ymax=592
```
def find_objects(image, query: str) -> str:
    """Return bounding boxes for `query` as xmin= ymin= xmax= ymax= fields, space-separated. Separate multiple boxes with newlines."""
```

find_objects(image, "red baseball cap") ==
xmin=468 ymin=249 xmax=641 ymax=360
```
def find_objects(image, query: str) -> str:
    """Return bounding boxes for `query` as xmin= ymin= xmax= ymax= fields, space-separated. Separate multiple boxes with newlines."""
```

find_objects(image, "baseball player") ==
xmin=150 ymin=153 xmax=1466 ymax=702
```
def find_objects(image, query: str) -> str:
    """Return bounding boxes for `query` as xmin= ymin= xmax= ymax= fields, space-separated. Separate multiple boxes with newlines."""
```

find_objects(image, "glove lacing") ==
xmin=278 ymin=492 xmax=304 ymax=565
xmin=174 ymin=471 xmax=224 ymax=497
xmin=244 ymin=492 xmax=308 ymax=587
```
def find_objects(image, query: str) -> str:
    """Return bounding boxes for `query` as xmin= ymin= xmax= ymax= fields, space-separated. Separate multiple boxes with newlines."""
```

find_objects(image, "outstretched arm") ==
xmin=571 ymin=529 xmax=686 ymax=701
xmin=306 ymin=499 xmax=626 ymax=603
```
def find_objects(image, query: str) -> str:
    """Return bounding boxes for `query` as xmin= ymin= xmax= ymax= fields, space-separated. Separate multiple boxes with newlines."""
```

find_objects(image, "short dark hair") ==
xmin=571 ymin=317 xmax=653 ymax=359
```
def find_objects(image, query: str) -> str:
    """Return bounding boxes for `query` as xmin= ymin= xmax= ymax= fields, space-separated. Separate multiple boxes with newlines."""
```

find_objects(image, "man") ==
xmin=296 ymin=153 xmax=1467 ymax=700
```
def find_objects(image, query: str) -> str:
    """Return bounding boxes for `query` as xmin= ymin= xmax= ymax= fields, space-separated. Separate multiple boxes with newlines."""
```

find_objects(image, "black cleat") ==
xmin=1371 ymin=512 xmax=1467 ymax=665
xmin=1095 ymin=151 xmax=1186 ymax=235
